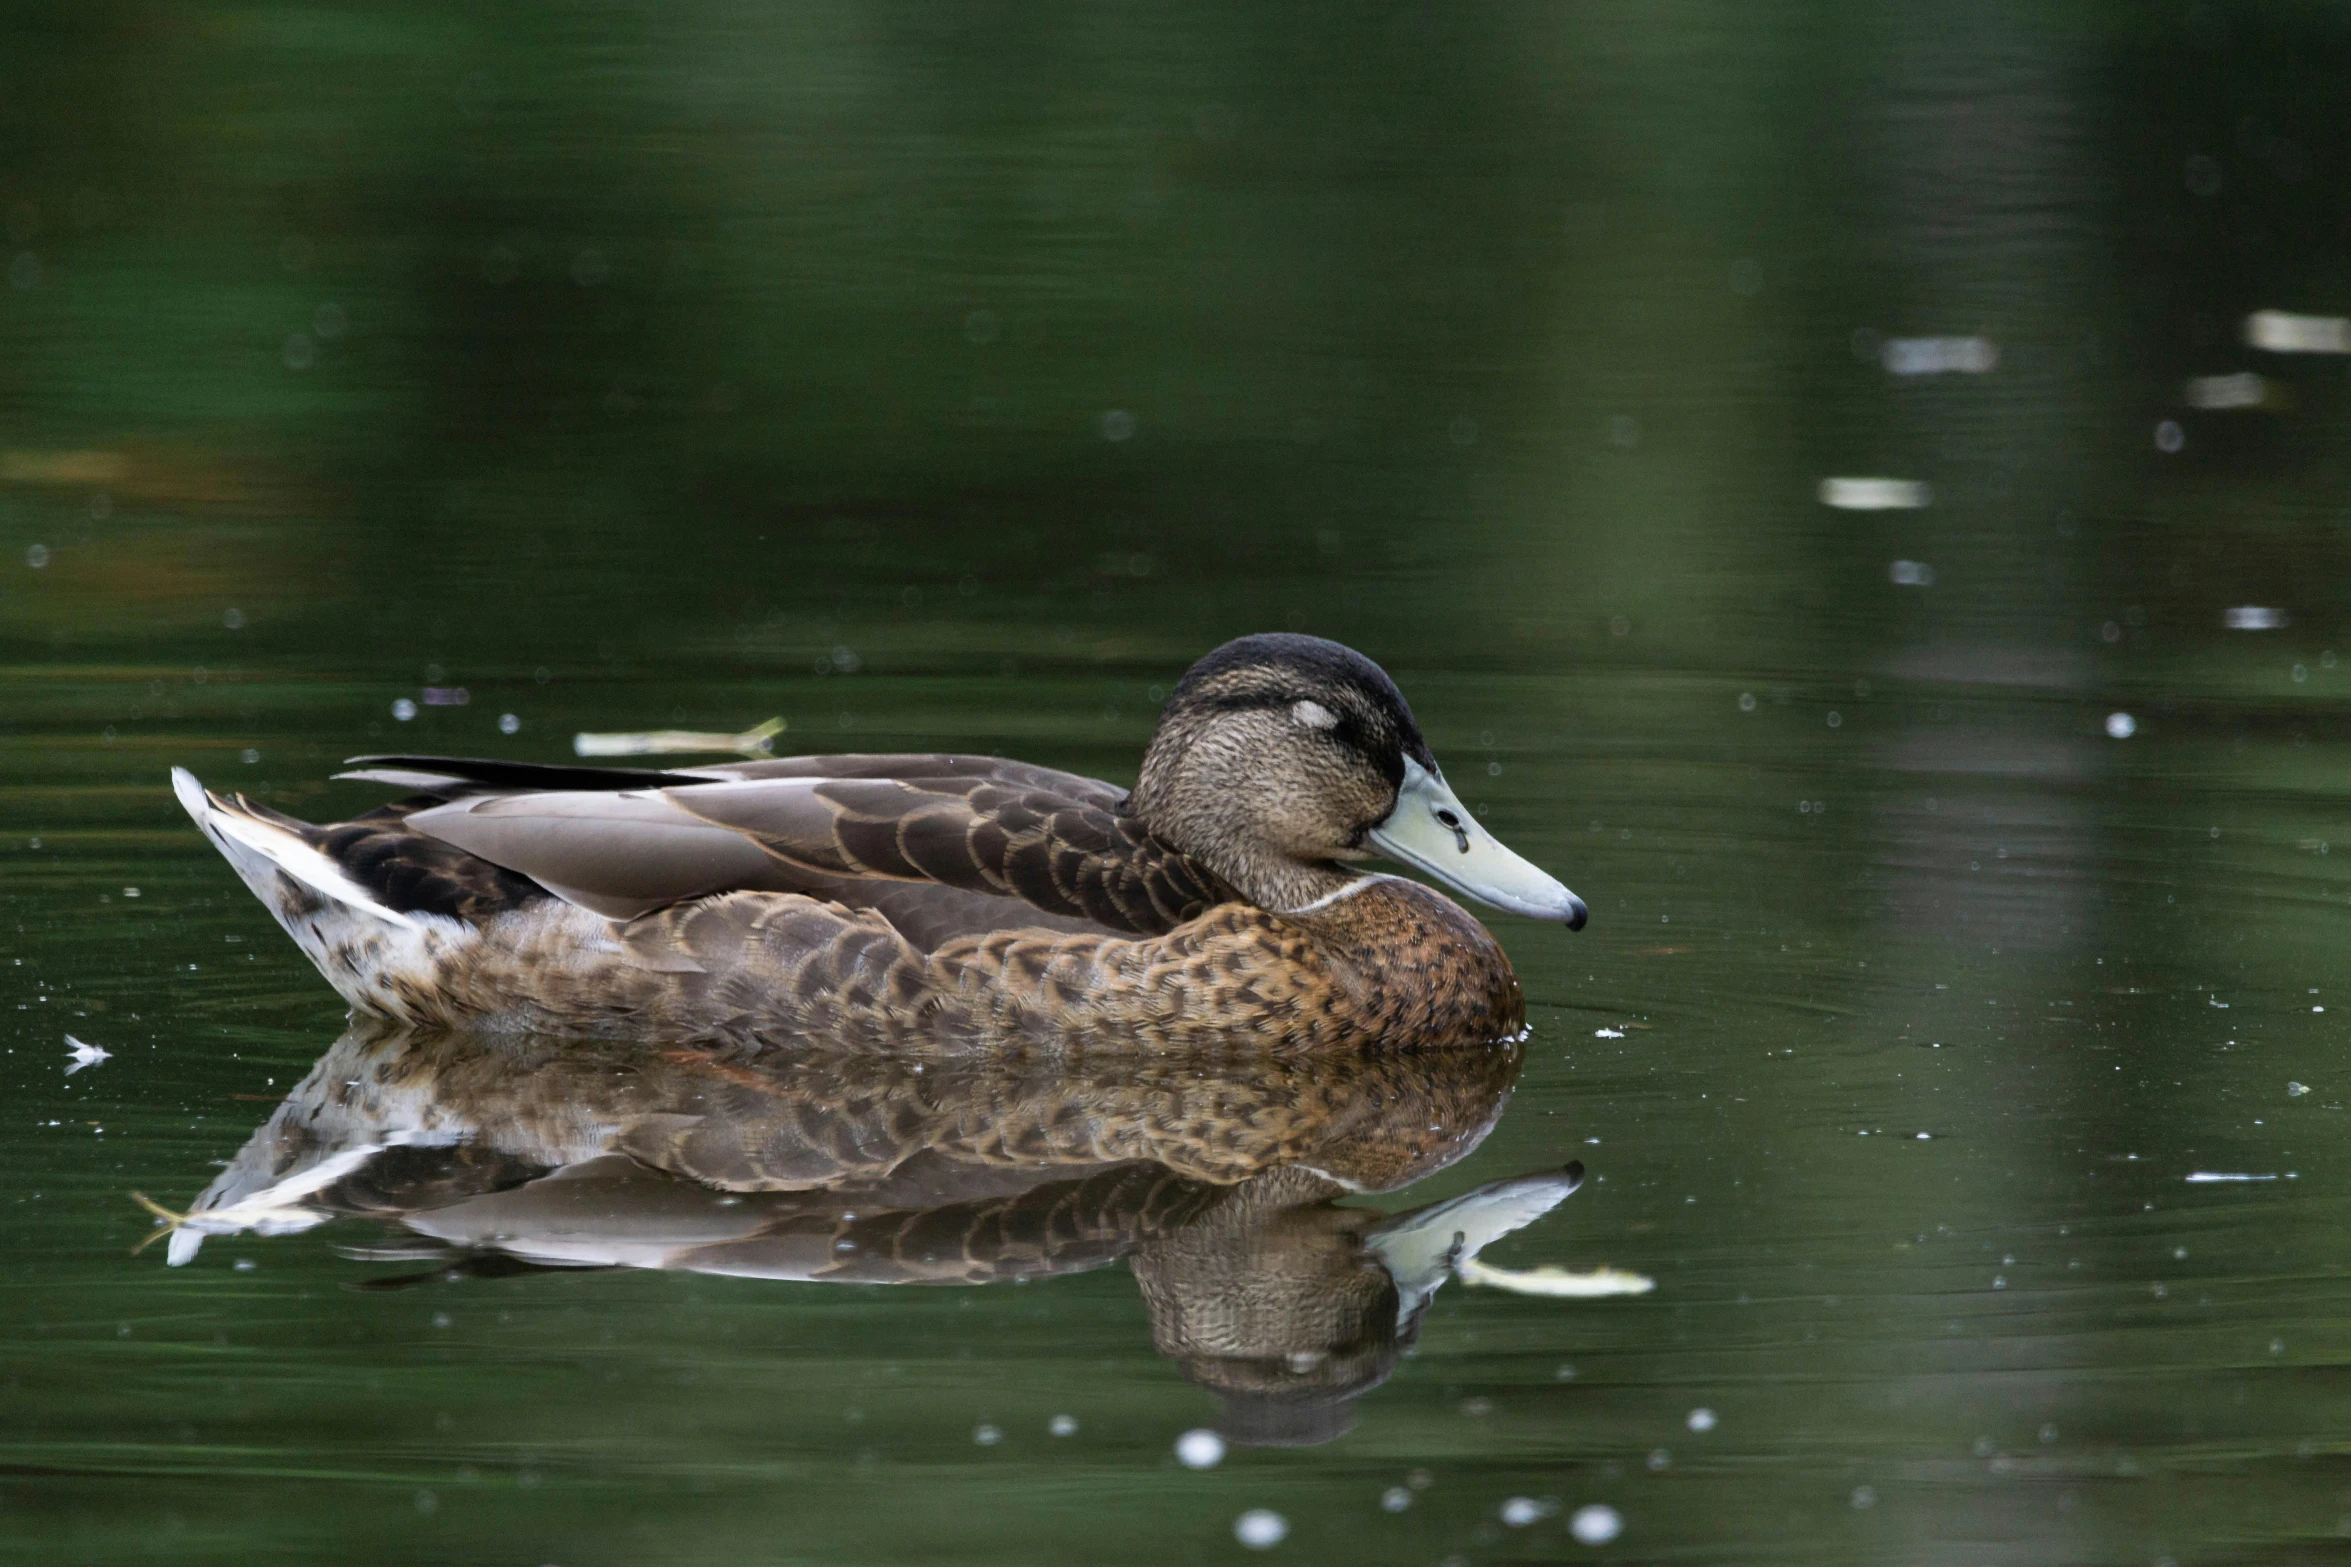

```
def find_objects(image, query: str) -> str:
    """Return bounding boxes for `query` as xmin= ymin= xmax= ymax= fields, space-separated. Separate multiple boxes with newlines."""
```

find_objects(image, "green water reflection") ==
xmin=9 ymin=2 xmax=2351 ymax=1562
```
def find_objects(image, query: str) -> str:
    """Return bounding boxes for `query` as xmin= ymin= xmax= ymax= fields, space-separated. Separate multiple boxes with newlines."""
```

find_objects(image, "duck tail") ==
xmin=172 ymin=768 xmax=423 ymax=934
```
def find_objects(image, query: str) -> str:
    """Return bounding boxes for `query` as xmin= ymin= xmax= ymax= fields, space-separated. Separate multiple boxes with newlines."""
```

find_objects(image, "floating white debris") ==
xmin=1175 ymin=1428 xmax=1226 ymax=1469
xmin=2224 ymin=606 xmax=2287 ymax=631
xmin=1687 ymin=1407 xmax=1718 ymax=1433
xmin=1500 ymin=1497 xmax=1553 ymax=1528
xmin=1234 ymin=1509 xmax=1287 ymax=1549
xmin=1888 ymin=559 xmax=1937 ymax=586
xmin=574 ymin=716 xmax=786 ymax=757
xmin=2105 ymin=712 xmax=2137 ymax=740
xmin=2184 ymin=372 xmax=2276 ymax=410
xmin=1459 ymin=1259 xmax=1655 ymax=1298
xmin=2185 ymin=1172 xmax=2277 ymax=1183
xmin=2246 ymin=309 xmax=2351 ymax=354
xmin=63 ymin=1035 xmax=110 ymax=1074
xmin=972 ymin=1422 xmax=1002 ymax=1446
xmin=1820 ymin=477 xmax=1930 ymax=510
xmin=1569 ymin=1504 xmax=1623 ymax=1545
xmin=2287 ymin=1082 xmax=2309 ymax=1097
xmin=1594 ymin=1027 xmax=1625 ymax=1039
xmin=1882 ymin=336 xmax=1998 ymax=375
xmin=1049 ymin=1414 xmax=1078 ymax=1437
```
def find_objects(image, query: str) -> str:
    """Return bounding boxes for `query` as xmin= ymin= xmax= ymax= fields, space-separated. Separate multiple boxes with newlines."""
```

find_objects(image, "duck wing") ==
xmin=339 ymin=752 xmax=1228 ymax=938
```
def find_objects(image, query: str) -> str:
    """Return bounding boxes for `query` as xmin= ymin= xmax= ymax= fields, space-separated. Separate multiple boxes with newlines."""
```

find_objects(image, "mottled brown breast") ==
xmin=1279 ymin=877 xmax=1527 ymax=1047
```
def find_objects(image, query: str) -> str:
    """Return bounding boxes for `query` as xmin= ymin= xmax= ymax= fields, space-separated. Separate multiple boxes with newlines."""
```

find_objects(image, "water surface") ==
xmin=8 ymin=4 xmax=2351 ymax=1562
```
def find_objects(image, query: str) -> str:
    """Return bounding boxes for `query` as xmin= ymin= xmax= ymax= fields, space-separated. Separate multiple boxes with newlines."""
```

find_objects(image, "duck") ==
xmin=172 ymin=633 xmax=1587 ymax=1050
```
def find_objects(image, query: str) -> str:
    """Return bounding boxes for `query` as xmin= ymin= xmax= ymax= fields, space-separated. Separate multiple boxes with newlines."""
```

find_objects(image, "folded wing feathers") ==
xmin=380 ymin=755 xmax=1221 ymax=936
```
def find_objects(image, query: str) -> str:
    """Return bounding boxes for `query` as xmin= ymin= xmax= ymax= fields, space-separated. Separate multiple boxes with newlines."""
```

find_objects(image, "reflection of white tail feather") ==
xmin=157 ymin=1144 xmax=388 ymax=1266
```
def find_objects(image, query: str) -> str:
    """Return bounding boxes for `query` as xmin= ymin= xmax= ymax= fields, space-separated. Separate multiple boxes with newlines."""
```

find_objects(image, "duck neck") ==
xmin=1130 ymin=737 xmax=1362 ymax=915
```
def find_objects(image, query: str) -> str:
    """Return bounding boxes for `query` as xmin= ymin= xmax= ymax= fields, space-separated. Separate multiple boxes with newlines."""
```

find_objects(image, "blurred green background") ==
xmin=9 ymin=2 xmax=2351 ymax=1562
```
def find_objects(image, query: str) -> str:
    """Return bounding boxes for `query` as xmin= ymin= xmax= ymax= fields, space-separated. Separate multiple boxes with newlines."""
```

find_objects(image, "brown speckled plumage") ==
xmin=174 ymin=635 xmax=1578 ymax=1052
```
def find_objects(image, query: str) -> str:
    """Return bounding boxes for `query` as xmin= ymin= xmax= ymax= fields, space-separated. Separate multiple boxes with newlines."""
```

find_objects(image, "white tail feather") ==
xmin=170 ymin=767 xmax=420 ymax=930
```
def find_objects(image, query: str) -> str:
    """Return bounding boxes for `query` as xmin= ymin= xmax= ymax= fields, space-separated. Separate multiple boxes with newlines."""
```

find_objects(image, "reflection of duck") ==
xmin=155 ymin=1024 xmax=1580 ymax=1445
xmin=170 ymin=635 xmax=1585 ymax=1050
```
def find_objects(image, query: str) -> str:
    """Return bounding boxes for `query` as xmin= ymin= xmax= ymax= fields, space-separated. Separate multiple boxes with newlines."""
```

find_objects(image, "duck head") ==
xmin=1129 ymin=633 xmax=1587 ymax=927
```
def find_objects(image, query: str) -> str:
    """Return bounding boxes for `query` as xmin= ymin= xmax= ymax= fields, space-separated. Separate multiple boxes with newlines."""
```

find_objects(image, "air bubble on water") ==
xmin=1381 ymin=1487 xmax=1411 ymax=1512
xmin=1234 ymin=1509 xmax=1287 ymax=1549
xmin=1850 ymin=1485 xmax=1878 ymax=1510
xmin=241 ymin=749 xmax=260 ymax=765
xmin=392 ymin=698 xmax=418 ymax=721
xmin=972 ymin=1423 xmax=1001 ymax=1446
xmin=1099 ymin=409 xmax=1136 ymax=442
xmin=2225 ymin=605 xmax=2286 ymax=630
xmin=1738 ymin=692 xmax=1757 ymax=711
xmin=1569 ymin=1504 xmax=1622 ymax=1545
xmin=2154 ymin=420 xmax=2184 ymax=452
xmin=1646 ymin=1449 xmax=1671 ymax=1471
xmin=1500 ymin=1497 xmax=1547 ymax=1527
xmin=25 ymin=544 xmax=50 ymax=569
xmin=499 ymin=713 xmax=521 ymax=735
xmin=1687 ymin=1407 xmax=1717 ymax=1432
xmin=223 ymin=608 xmax=245 ymax=630
xmin=2105 ymin=712 xmax=2136 ymax=739
xmin=1175 ymin=1428 xmax=1225 ymax=1469
xmin=1888 ymin=559 xmax=1936 ymax=585
xmin=1048 ymin=1415 xmax=1077 ymax=1437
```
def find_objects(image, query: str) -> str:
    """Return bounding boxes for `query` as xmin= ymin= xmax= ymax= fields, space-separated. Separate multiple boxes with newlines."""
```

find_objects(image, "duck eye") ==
xmin=1290 ymin=699 xmax=1339 ymax=731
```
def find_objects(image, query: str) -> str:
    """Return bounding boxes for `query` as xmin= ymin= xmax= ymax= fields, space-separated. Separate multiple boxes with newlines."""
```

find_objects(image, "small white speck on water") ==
xmin=1049 ymin=1414 xmax=1078 ymax=1437
xmin=1687 ymin=1407 xmax=1717 ymax=1432
xmin=1380 ymin=1487 xmax=1412 ymax=1513
xmin=2105 ymin=712 xmax=2137 ymax=739
xmin=1500 ymin=1497 xmax=1552 ymax=1527
xmin=1175 ymin=1428 xmax=1225 ymax=1469
xmin=1234 ymin=1509 xmax=1287 ymax=1549
xmin=972 ymin=1423 xmax=1002 ymax=1446
xmin=499 ymin=713 xmax=521 ymax=735
xmin=392 ymin=698 xmax=418 ymax=721
xmin=2287 ymin=1082 xmax=2309 ymax=1097
xmin=1850 ymin=1485 xmax=1878 ymax=1510
xmin=1569 ymin=1504 xmax=1622 ymax=1545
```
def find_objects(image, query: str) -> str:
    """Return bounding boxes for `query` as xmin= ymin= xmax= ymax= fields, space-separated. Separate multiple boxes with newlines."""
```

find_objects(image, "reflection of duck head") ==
xmin=1133 ymin=1163 xmax=1582 ymax=1446
xmin=157 ymin=1022 xmax=1581 ymax=1445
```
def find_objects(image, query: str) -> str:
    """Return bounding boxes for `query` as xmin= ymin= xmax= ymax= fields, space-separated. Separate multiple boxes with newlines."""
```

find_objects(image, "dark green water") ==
xmin=10 ymin=3 xmax=2351 ymax=1562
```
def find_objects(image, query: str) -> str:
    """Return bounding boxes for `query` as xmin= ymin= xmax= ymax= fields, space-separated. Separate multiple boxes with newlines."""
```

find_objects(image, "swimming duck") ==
xmin=172 ymin=633 xmax=1586 ymax=1050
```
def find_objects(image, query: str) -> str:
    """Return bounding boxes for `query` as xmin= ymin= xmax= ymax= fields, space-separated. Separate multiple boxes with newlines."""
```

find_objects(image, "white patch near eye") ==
xmin=1291 ymin=699 xmax=1339 ymax=731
